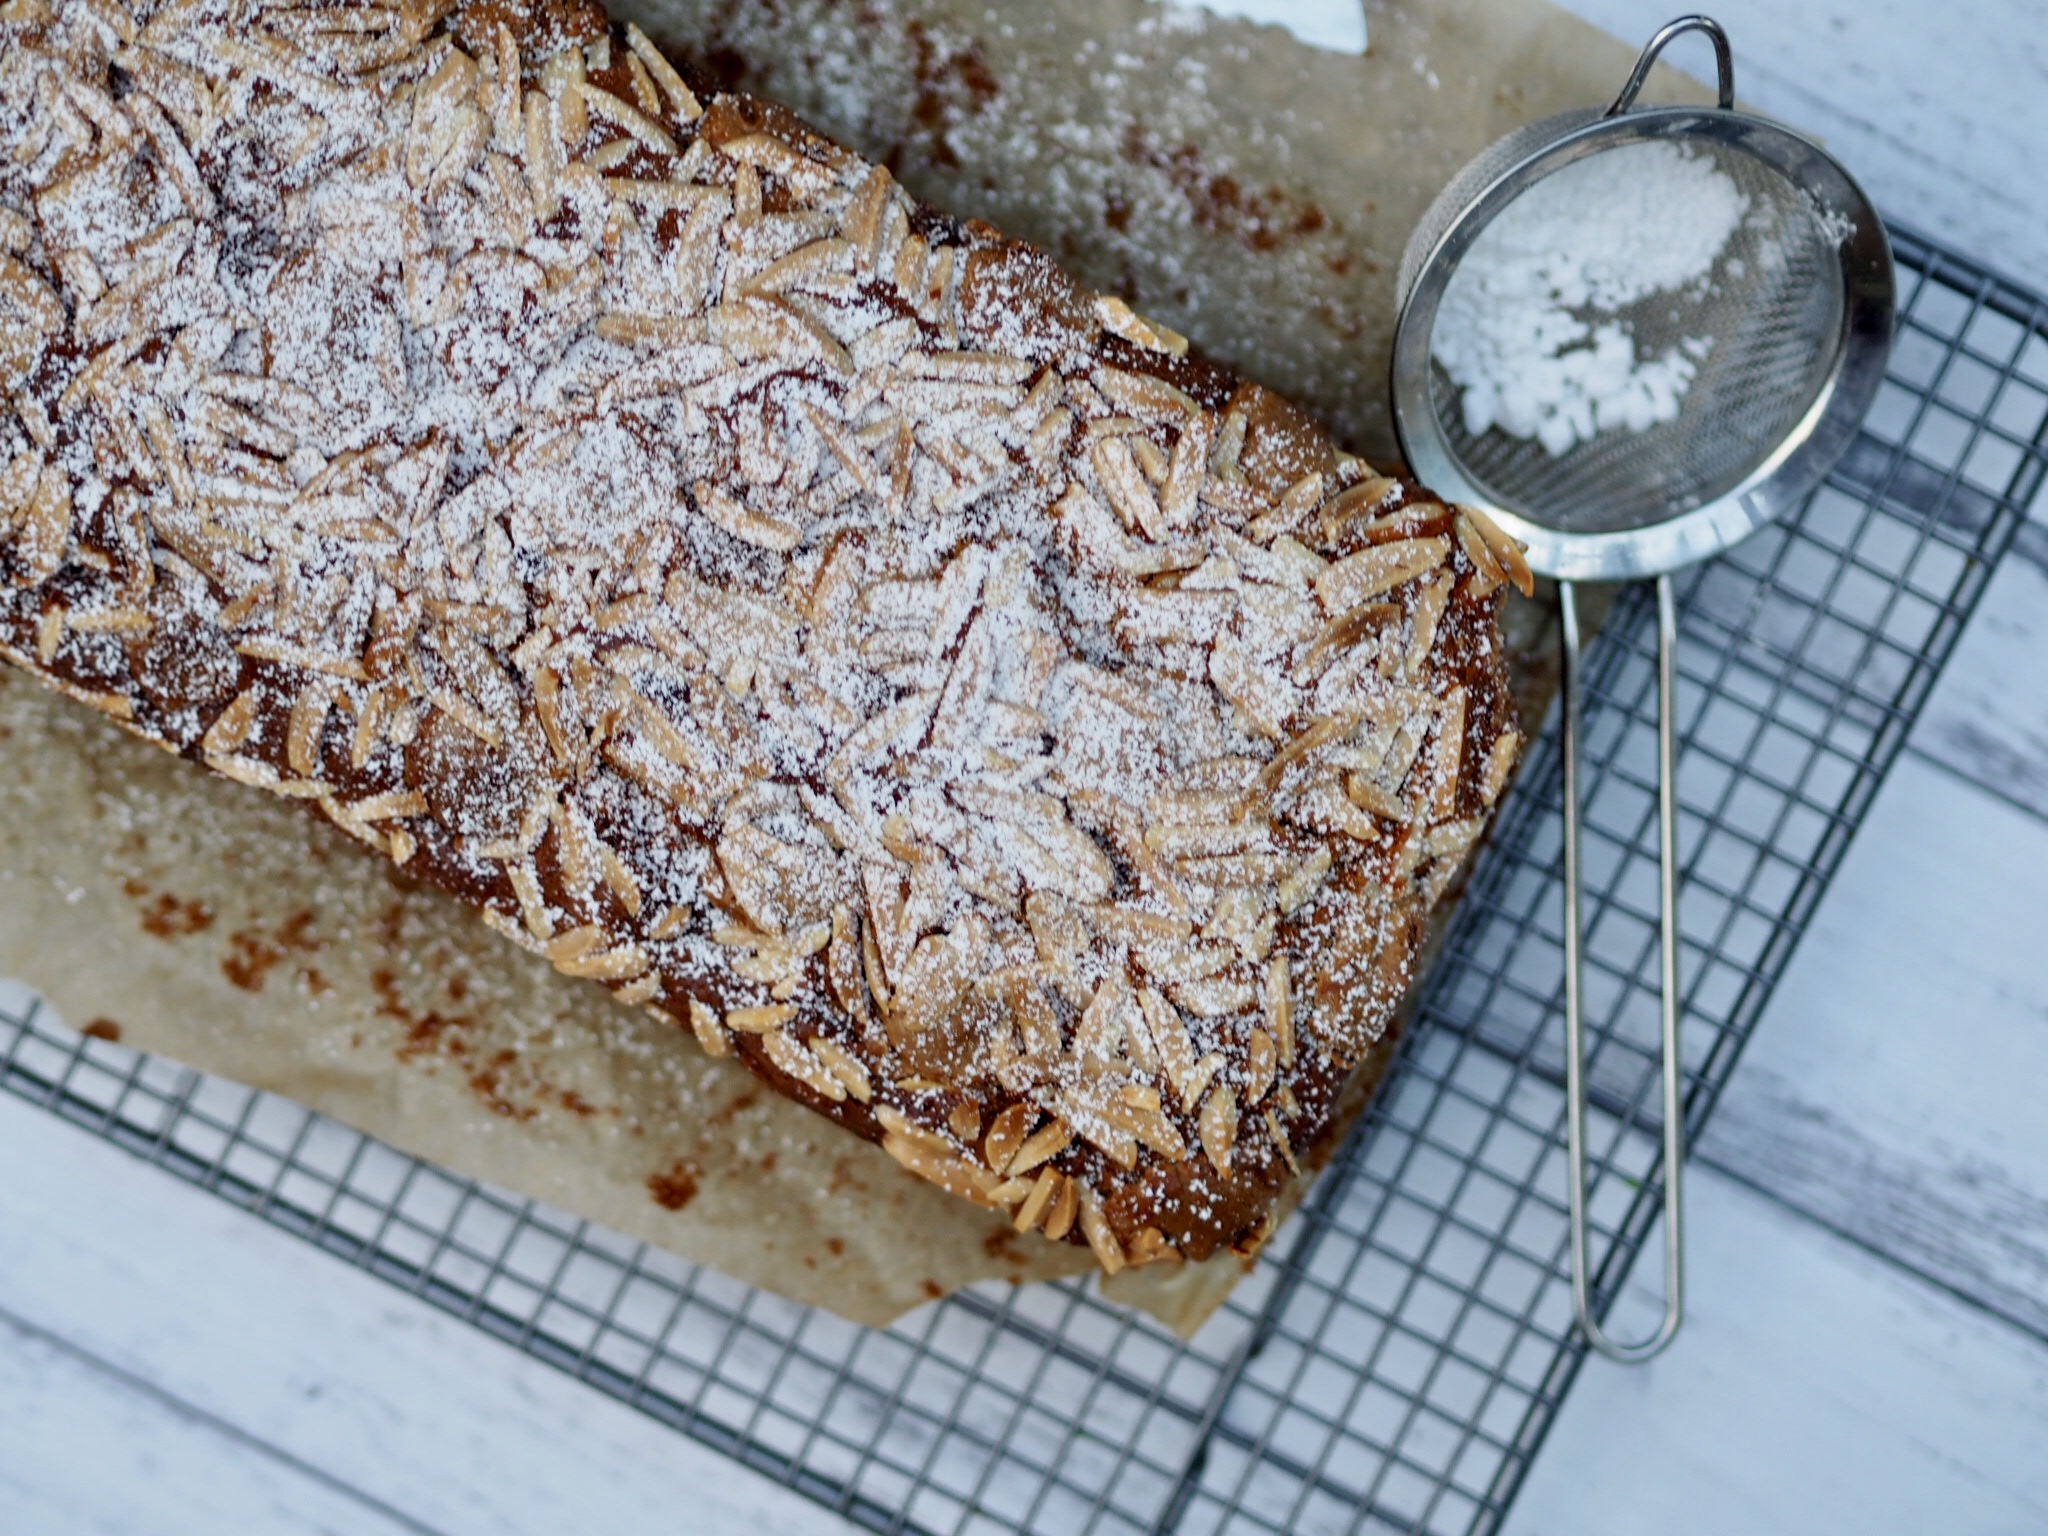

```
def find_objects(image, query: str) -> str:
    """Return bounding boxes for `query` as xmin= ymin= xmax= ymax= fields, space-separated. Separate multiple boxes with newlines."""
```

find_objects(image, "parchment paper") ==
xmin=623 ymin=0 xmax=1712 ymax=461
xmin=0 ymin=0 xmax=1673 ymax=1333
xmin=0 ymin=666 xmax=1130 ymax=1324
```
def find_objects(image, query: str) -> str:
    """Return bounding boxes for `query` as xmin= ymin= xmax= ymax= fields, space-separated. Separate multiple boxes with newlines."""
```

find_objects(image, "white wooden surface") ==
xmin=1499 ymin=3 xmax=2048 ymax=1522
xmin=0 ymin=1093 xmax=838 ymax=1536
xmin=1917 ymin=522 xmax=2048 ymax=826
xmin=1507 ymin=1169 xmax=2048 ymax=1536
xmin=1562 ymin=0 xmax=2048 ymax=292
xmin=1697 ymin=746 xmax=2048 ymax=1341
xmin=4 ymin=4 xmax=2047 ymax=1534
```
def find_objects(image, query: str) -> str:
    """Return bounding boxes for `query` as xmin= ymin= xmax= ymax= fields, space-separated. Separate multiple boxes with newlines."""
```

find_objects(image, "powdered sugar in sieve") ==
xmin=1429 ymin=141 xmax=1750 ymax=456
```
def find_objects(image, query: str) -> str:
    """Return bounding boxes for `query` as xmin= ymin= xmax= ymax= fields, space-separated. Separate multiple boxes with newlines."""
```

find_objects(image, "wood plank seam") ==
xmin=1901 ymin=741 xmax=2048 ymax=832
xmin=1692 ymin=1150 xmax=2048 ymax=1349
xmin=0 ymin=1298 xmax=451 ymax=1536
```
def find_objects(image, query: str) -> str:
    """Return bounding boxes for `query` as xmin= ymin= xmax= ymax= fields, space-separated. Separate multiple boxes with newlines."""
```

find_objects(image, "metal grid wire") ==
xmin=5 ymin=227 xmax=2046 ymax=1536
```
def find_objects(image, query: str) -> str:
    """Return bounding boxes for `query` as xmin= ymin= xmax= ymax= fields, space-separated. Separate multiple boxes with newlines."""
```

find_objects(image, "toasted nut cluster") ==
xmin=0 ymin=0 xmax=1529 ymax=1269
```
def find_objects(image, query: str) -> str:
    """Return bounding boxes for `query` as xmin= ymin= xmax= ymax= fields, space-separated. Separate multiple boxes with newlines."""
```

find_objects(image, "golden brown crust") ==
xmin=0 ymin=0 xmax=1526 ymax=1270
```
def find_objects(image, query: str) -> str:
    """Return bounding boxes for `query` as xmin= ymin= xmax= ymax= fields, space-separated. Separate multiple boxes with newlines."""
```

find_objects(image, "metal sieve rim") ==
xmin=1390 ymin=105 xmax=1896 ymax=583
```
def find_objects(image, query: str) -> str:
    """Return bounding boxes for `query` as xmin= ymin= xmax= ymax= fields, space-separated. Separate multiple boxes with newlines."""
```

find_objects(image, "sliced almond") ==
xmin=1315 ymin=536 xmax=1450 ymax=613
xmin=725 ymin=1002 xmax=798 ymax=1034
xmin=1199 ymin=1087 xmax=1239 ymax=1174
xmin=947 ymin=1101 xmax=982 ymax=1145
xmin=763 ymin=1030 xmax=846 ymax=1103
xmin=1004 ymin=1118 xmax=1074 ymax=1178
xmin=1042 ymin=1172 xmax=1079 ymax=1240
xmin=1137 ymin=988 xmax=1198 ymax=1108
xmin=507 ymin=860 xmax=552 ymax=940
xmin=1456 ymin=503 xmax=1534 ymax=596
xmin=1091 ymin=434 xmax=1166 ymax=541
xmin=1479 ymin=728 xmax=1521 ymax=805
xmin=1094 ymin=294 xmax=1187 ymax=357
xmin=692 ymin=479 xmax=801 ymax=551
xmin=1245 ymin=1026 xmax=1277 ymax=1106
xmin=881 ymin=1131 xmax=1006 ymax=1205
xmin=983 ymin=1102 xmax=1036 ymax=1174
xmin=623 ymin=22 xmax=702 ymax=121
xmin=1265 ymin=954 xmax=1294 ymax=1069
xmin=1012 ymin=1166 xmax=1060 ymax=1234
xmin=1077 ymin=1186 xmax=1126 ymax=1276
xmin=824 ymin=906 xmax=872 ymax=1027
xmin=555 ymin=944 xmax=650 ymax=980
xmin=1258 ymin=713 xmax=1357 ymax=795
xmin=1431 ymin=688 xmax=1467 ymax=821
xmin=1315 ymin=474 xmax=1401 ymax=536
xmin=1276 ymin=848 xmax=1333 ymax=916
xmin=1124 ymin=1227 xmax=1179 ymax=1267
xmin=811 ymin=1036 xmax=873 ymax=1102
xmin=1100 ymin=1094 xmax=1188 ymax=1161
xmin=1069 ymin=969 xmax=1132 ymax=1068
xmin=16 ymin=464 xmax=72 ymax=584
xmin=1159 ymin=416 xmax=1211 ymax=528
xmin=544 ymin=923 xmax=607 ymax=964
xmin=1265 ymin=1107 xmax=1301 ymax=1176
xmin=647 ymin=904 xmax=692 ymax=942
xmin=346 ymin=789 xmax=430 ymax=823
xmin=688 ymin=998 xmax=729 ymax=1057
xmin=1184 ymin=1051 xmax=1226 ymax=1110
xmin=1453 ymin=507 xmax=1506 ymax=594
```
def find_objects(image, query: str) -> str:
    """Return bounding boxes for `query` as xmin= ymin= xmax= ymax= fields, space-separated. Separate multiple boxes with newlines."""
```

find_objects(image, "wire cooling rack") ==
xmin=5 ymin=227 xmax=2046 ymax=1536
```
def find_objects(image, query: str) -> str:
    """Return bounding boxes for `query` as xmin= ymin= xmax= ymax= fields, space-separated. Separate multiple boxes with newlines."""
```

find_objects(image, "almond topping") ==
xmin=1005 ymin=1119 xmax=1074 ymax=1178
xmin=1245 ymin=1026 xmax=1277 ymax=1106
xmin=802 ymin=1036 xmax=866 ymax=1101
xmin=687 ymin=998 xmax=729 ymax=1057
xmin=983 ymin=1102 xmax=1036 ymax=1174
xmin=1457 ymin=503 xmax=1535 ymax=595
xmin=1077 ymin=1186 xmax=1126 ymax=1276
xmin=1265 ymin=1107 xmax=1301 ymax=1176
xmin=1012 ymin=1166 xmax=1061 ymax=1234
xmin=1199 ymin=1088 xmax=1239 ymax=1174
xmin=764 ymin=1031 xmax=846 ymax=1103
xmin=725 ymin=1003 xmax=798 ymax=1034
xmin=1316 ymin=537 xmax=1452 ymax=613
xmin=1265 ymin=954 xmax=1294 ymax=1069
xmin=1042 ymin=1172 xmax=1079 ymax=1241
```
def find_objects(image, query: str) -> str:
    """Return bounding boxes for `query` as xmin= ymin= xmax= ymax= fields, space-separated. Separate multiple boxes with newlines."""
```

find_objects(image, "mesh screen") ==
xmin=4 ymin=227 xmax=2044 ymax=1536
xmin=1432 ymin=138 xmax=1849 ymax=532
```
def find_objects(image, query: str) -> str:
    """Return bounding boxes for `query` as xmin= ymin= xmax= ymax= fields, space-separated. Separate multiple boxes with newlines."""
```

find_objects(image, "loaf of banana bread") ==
xmin=0 ymin=0 xmax=1529 ymax=1272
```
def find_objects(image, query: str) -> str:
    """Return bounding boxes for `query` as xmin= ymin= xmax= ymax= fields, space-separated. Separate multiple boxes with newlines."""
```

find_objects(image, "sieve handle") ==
xmin=1559 ymin=578 xmax=1686 ymax=1363
xmin=1607 ymin=14 xmax=1735 ymax=117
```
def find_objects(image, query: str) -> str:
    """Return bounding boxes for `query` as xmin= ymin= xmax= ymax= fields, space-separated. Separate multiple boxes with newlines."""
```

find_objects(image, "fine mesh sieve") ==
xmin=1389 ymin=15 xmax=1894 ymax=1362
